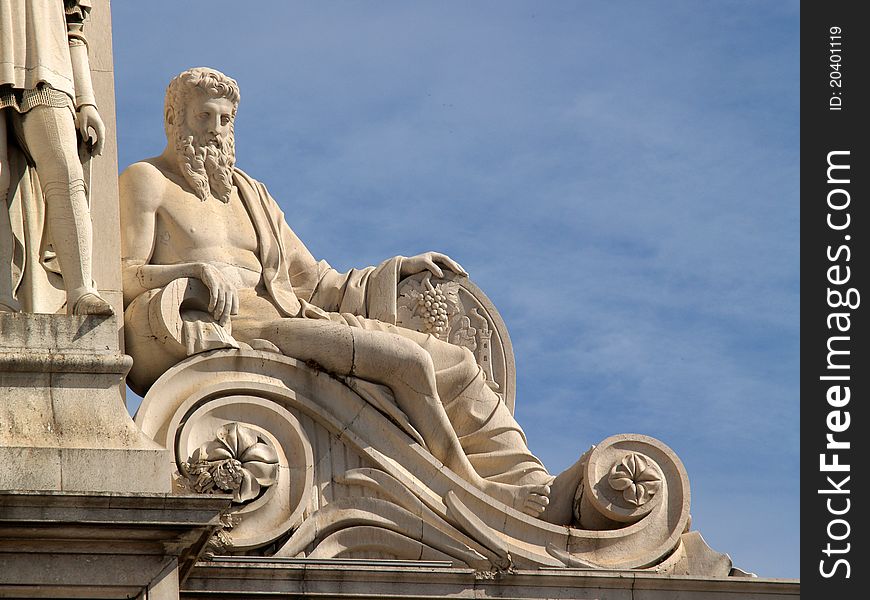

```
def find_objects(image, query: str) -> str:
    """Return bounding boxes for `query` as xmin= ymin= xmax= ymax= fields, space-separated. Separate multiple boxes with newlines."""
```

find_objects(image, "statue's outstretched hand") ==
xmin=400 ymin=252 xmax=468 ymax=279
xmin=199 ymin=264 xmax=239 ymax=327
xmin=76 ymin=105 xmax=105 ymax=156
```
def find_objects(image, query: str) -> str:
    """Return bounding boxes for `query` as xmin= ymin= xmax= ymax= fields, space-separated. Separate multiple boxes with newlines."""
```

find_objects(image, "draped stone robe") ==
xmin=228 ymin=169 xmax=551 ymax=488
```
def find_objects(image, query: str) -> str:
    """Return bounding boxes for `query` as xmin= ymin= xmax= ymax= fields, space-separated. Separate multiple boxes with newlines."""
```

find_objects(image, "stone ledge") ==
xmin=0 ymin=351 xmax=132 ymax=373
xmin=0 ymin=491 xmax=230 ymax=599
xmin=0 ymin=312 xmax=120 ymax=352
xmin=184 ymin=558 xmax=800 ymax=599
xmin=0 ymin=490 xmax=230 ymax=522
xmin=0 ymin=447 xmax=166 ymax=492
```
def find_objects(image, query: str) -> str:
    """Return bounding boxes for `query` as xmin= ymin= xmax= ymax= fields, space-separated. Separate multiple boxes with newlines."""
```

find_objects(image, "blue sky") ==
xmin=112 ymin=1 xmax=799 ymax=578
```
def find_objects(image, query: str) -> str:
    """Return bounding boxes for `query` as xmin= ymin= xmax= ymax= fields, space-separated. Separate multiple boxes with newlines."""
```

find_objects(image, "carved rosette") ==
xmin=608 ymin=452 xmax=662 ymax=507
xmin=183 ymin=423 xmax=279 ymax=503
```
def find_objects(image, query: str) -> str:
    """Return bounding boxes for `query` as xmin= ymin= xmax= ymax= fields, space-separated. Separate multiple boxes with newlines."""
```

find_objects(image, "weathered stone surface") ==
xmin=0 ymin=491 xmax=230 ymax=599
xmin=183 ymin=559 xmax=800 ymax=599
xmin=0 ymin=312 xmax=171 ymax=493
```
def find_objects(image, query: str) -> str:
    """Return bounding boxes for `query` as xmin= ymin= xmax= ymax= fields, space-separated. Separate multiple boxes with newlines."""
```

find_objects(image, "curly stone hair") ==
xmin=163 ymin=67 xmax=240 ymax=138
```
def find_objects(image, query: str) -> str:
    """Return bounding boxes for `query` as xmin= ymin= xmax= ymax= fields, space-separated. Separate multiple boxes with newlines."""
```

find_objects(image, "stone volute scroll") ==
xmin=122 ymin=67 xmax=747 ymax=579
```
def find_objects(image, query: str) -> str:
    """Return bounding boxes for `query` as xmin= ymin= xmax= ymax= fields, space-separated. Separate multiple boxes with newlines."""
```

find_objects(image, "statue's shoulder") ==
xmin=119 ymin=159 xmax=171 ymax=211
xmin=232 ymin=167 xmax=282 ymax=210
xmin=120 ymin=158 xmax=169 ymax=187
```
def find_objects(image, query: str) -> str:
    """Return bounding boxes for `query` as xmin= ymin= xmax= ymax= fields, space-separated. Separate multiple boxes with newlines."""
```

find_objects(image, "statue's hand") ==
xmin=76 ymin=104 xmax=105 ymax=156
xmin=199 ymin=264 xmax=239 ymax=327
xmin=400 ymin=252 xmax=468 ymax=279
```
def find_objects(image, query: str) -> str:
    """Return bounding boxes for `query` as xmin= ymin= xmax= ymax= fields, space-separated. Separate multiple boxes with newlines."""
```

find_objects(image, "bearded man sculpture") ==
xmin=120 ymin=68 xmax=586 ymax=523
xmin=0 ymin=0 xmax=113 ymax=315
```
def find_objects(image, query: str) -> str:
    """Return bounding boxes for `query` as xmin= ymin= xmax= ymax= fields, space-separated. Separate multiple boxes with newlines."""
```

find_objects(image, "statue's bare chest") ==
xmin=155 ymin=185 xmax=259 ymax=257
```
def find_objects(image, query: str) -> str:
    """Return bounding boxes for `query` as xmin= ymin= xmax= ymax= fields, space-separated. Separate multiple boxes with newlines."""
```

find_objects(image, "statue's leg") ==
xmin=417 ymin=333 xmax=590 ymax=524
xmin=414 ymin=331 xmax=590 ymax=523
xmin=18 ymin=105 xmax=111 ymax=315
xmin=252 ymin=317 xmax=476 ymax=476
xmin=418 ymin=335 xmax=552 ymax=485
xmin=355 ymin=320 xmax=553 ymax=485
xmin=0 ymin=112 xmax=18 ymax=312
xmin=362 ymin=322 xmax=553 ymax=515
xmin=249 ymin=315 xmax=550 ymax=516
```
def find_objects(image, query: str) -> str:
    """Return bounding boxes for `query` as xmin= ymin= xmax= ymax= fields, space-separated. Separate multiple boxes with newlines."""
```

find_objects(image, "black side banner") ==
xmin=802 ymin=2 xmax=868 ymax=596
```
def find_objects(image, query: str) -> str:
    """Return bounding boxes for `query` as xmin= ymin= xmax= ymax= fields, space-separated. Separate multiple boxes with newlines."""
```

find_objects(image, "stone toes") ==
xmin=523 ymin=491 xmax=550 ymax=515
xmin=530 ymin=484 xmax=551 ymax=497
xmin=529 ymin=493 xmax=550 ymax=507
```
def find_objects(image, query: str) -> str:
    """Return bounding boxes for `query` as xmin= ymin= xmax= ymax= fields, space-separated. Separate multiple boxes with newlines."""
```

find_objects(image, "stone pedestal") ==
xmin=0 ymin=312 xmax=171 ymax=492
xmin=0 ymin=5 xmax=227 ymax=598
xmin=0 ymin=491 xmax=230 ymax=599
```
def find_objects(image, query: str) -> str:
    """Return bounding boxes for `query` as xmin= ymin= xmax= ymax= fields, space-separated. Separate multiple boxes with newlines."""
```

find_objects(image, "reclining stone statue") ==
xmin=122 ymin=67 xmax=738 ymax=574
xmin=120 ymin=67 xmax=583 ymax=522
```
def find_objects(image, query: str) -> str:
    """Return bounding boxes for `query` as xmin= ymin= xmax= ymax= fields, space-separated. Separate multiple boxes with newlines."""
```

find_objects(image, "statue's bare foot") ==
xmin=70 ymin=292 xmax=115 ymax=316
xmin=481 ymin=480 xmax=552 ymax=517
xmin=540 ymin=447 xmax=593 ymax=525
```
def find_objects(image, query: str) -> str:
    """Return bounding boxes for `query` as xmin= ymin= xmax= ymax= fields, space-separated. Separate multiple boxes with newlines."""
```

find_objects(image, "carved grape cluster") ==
xmin=417 ymin=287 xmax=450 ymax=335
xmin=396 ymin=274 xmax=462 ymax=340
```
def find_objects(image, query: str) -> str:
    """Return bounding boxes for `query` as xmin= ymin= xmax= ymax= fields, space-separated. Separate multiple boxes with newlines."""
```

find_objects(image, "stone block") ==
xmin=0 ymin=491 xmax=230 ymax=598
xmin=0 ymin=447 xmax=61 ymax=490
xmin=0 ymin=313 xmax=172 ymax=493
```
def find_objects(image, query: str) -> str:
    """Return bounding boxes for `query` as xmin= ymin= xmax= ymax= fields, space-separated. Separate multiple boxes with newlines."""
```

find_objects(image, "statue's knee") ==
xmin=408 ymin=341 xmax=434 ymax=369
xmin=24 ymin=112 xmax=82 ymax=185
xmin=35 ymin=151 xmax=84 ymax=192
xmin=41 ymin=178 xmax=86 ymax=204
xmin=399 ymin=339 xmax=436 ymax=381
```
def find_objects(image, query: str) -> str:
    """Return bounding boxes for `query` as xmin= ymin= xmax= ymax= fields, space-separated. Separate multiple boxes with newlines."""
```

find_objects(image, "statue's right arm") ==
xmin=119 ymin=163 xmax=235 ymax=322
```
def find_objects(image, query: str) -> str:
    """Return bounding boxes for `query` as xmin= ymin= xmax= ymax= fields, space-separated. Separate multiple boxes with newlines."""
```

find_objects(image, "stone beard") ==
xmin=170 ymin=113 xmax=236 ymax=203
